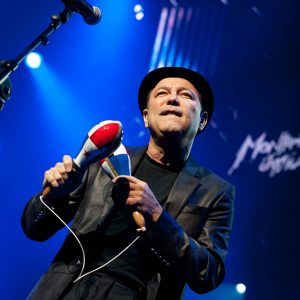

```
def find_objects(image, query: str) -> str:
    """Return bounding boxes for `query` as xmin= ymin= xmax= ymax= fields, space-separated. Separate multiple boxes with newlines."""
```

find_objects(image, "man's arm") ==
xmin=120 ymin=175 xmax=235 ymax=293
xmin=21 ymin=155 xmax=87 ymax=241
xmin=147 ymin=186 xmax=235 ymax=293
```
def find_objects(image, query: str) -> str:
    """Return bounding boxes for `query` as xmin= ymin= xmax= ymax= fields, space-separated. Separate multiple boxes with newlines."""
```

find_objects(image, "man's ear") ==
xmin=143 ymin=109 xmax=148 ymax=128
xmin=198 ymin=111 xmax=208 ymax=133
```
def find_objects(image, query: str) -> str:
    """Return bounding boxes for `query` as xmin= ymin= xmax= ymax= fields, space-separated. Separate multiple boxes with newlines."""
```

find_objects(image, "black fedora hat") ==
xmin=138 ymin=67 xmax=214 ymax=122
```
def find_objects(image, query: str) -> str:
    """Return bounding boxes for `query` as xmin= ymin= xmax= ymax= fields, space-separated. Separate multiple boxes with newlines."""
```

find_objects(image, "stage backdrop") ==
xmin=0 ymin=1 xmax=299 ymax=299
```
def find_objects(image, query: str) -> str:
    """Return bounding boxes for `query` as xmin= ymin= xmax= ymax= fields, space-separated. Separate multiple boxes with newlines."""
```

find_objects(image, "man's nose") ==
xmin=167 ymin=92 xmax=180 ymax=105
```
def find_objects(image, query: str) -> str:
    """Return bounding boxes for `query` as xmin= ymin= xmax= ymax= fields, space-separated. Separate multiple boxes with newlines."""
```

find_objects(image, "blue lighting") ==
xmin=134 ymin=4 xmax=144 ymax=20
xmin=134 ymin=4 xmax=143 ymax=13
xmin=27 ymin=62 xmax=92 ymax=148
xmin=236 ymin=283 xmax=246 ymax=294
xmin=25 ymin=52 xmax=42 ymax=69
xmin=135 ymin=12 xmax=144 ymax=21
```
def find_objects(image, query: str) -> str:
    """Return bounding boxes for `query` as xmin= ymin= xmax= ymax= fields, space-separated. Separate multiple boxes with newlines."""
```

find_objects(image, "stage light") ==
xmin=25 ymin=52 xmax=42 ymax=69
xmin=134 ymin=4 xmax=144 ymax=21
xmin=169 ymin=0 xmax=178 ymax=6
xmin=236 ymin=283 xmax=246 ymax=294
xmin=134 ymin=4 xmax=143 ymax=14
xmin=135 ymin=12 xmax=144 ymax=21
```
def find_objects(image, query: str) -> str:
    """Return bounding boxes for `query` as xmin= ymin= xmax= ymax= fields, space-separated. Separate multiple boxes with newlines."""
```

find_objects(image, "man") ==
xmin=22 ymin=67 xmax=235 ymax=300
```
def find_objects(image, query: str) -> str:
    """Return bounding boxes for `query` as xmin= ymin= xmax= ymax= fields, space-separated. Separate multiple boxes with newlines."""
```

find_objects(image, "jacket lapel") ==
xmin=165 ymin=158 xmax=201 ymax=218
xmin=127 ymin=146 xmax=147 ymax=174
xmin=127 ymin=147 xmax=201 ymax=219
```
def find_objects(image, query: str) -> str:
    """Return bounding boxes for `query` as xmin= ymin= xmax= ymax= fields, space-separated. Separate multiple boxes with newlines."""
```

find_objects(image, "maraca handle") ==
xmin=132 ymin=211 xmax=146 ymax=232
xmin=42 ymin=186 xmax=52 ymax=197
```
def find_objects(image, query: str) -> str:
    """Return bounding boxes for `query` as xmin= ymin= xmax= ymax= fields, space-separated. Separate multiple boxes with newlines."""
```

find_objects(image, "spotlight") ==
xmin=236 ymin=283 xmax=246 ymax=294
xmin=25 ymin=52 xmax=42 ymax=69
xmin=135 ymin=12 xmax=144 ymax=21
xmin=134 ymin=4 xmax=144 ymax=21
xmin=134 ymin=4 xmax=143 ymax=13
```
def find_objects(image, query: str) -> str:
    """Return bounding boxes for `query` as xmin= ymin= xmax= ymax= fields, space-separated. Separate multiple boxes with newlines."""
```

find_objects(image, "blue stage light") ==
xmin=25 ymin=52 xmax=42 ymax=69
xmin=236 ymin=283 xmax=246 ymax=294
xmin=134 ymin=4 xmax=143 ymax=14
xmin=134 ymin=4 xmax=144 ymax=20
xmin=135 ymin=12 xmax=144 ymax=21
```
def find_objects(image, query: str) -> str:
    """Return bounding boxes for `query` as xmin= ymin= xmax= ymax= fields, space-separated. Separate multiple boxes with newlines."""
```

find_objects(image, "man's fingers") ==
xmin=116 ymin=175 xmax=142 ymax=184
xmin=55 ymin=162 xmax=68 ymax=180
xmin=112 ymin=176 xmax=146 ymax=191
xmin=127 ymin=189 xmax=144 ymax=200
xmin=44 ymin=155 xmax=73 ymax=186
xmin=44 ymin=167 xmax=65 ymax=188
xmin=44 ymin=170 xmax=58 ymax=188
xmin=63 ymin=155 xmax=73 ymax=172
xmin=52 ymin=167 xmax=66 ymax=184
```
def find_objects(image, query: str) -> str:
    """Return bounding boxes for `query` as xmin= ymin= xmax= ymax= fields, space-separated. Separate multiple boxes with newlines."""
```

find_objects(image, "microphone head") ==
xmin=84 ymin=6 xmax=102 ymax=25
xmin=62 ymin=0 xmax=102 ymax=25
xmin=100 ymin=143 xmax=131 ymax=178
xmin=74 ymin=120 xmax=123 ymax=169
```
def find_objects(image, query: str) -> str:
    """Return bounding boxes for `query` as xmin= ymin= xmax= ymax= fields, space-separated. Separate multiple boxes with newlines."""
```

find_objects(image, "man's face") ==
xmin=143 ymin=77 xmax=205 ymax=140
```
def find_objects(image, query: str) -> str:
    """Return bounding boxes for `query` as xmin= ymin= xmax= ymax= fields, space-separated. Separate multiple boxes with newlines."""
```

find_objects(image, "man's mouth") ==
xmin=160 ymin=109 xmax=182 ymax=117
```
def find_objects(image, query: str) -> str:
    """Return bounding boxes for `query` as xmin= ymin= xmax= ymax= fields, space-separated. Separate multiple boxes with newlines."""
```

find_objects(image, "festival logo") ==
xmin=228 ymin=131 xmax=300 ymax=177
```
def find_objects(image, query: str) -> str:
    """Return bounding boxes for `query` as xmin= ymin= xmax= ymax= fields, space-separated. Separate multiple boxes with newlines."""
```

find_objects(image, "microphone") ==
xmin=100 ymin=144 xmax=146 ymax=232
xmin=62 ymin=0 xmax=102 ymax=25
xmin=42 ymin=120 xmax=123 ymax=197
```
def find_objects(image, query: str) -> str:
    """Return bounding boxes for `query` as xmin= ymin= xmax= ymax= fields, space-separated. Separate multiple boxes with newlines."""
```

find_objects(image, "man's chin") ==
xmin=159 ymin=120 xmax=182 ymax=132
xmin=159 ymin=126 xmax=197 ymax=140
xmin=160 ymin=127 xmax=184 ymax=137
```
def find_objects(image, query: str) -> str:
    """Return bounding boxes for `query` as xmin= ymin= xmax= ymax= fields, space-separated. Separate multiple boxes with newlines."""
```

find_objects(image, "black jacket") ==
xmin=22 ymin=147 xmax=235 ymax=299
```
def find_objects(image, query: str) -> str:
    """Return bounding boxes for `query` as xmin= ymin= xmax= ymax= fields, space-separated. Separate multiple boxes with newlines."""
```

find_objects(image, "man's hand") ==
xmin=42 ymin=155 xmax=78 ymax=198
xmin=114 ymin=176 xmax=163 ymax=222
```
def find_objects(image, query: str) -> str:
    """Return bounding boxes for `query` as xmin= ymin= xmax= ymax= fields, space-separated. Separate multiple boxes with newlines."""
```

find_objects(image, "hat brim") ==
xmin=138 ymin=67 xmax=214 ymax=122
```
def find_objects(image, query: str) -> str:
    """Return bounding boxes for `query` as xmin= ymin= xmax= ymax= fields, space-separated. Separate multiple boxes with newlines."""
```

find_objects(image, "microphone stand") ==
xmin=0 ymin=5 xmax=76 ymax=111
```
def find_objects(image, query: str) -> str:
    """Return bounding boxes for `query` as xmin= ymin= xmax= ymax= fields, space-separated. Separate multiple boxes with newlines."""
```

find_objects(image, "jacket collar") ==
xmin=127 ymin=146 xmax=202 ymax=218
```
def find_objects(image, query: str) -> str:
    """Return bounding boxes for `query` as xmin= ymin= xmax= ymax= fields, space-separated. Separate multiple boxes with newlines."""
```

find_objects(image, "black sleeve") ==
xmin=145 ymin=184 xmax=235 ymax=294
xmin=21 ymin=169 xmax=89 ymax=242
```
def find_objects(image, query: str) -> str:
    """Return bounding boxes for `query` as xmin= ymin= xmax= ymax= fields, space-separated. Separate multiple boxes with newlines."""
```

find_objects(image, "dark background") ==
xmin=0 ymin=0 xmax=299 ymax=299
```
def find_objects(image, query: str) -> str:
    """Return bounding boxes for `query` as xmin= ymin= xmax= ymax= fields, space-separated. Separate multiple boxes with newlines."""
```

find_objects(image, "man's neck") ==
xmin=146 ymin=136 xmax=193 ymax=167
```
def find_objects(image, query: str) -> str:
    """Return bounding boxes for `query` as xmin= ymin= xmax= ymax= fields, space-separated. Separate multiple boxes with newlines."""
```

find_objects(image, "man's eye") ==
xmin=180 ymin=92 xmax=192 ymax=99
xmin=156 ymin=91 xmax=167 ymax=97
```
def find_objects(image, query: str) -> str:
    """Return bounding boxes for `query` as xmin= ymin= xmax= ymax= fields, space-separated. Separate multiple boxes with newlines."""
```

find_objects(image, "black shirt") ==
xmin=87 ymin=152 xmax=181 ymax=289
